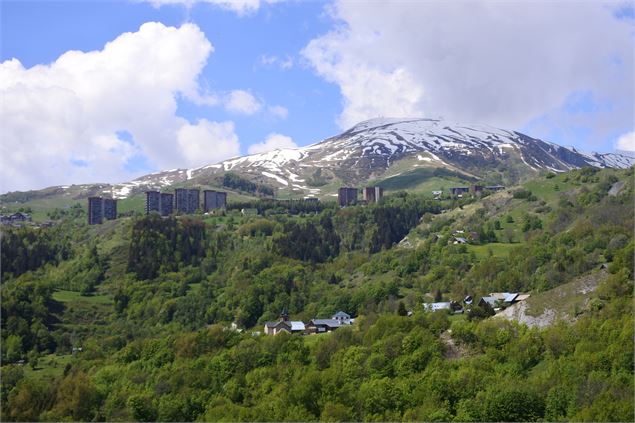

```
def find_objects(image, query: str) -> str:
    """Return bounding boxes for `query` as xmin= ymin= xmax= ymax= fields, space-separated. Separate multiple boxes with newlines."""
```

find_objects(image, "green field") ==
xmin=52 ymin=290 xmax=113 ymax=305
xmin=467 ymin=243 xmax=520 ymax=259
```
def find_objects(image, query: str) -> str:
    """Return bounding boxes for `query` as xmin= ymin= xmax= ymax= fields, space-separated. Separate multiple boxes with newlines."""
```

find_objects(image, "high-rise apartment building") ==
xmin=203 ymin=190 xmax=227 ymax=212
xmin=363 ymin=186 xmax=384 ymax=204
xmin=174 ymin=188 xmax=188 ymax=213
xmin=103 ymin=198 xmax=117 ymax=220
xmin=88 ymin=197 xmax=103 ymax=225
xmin=160 ymin=193 xmax=174 ymax=216
xmin=338 ymin=187 xmax=358 ymax=207
xmin=145 ymin=191 xmax=161 ymax=214
xmin=187 ymin=189 xmax=200 ymax=213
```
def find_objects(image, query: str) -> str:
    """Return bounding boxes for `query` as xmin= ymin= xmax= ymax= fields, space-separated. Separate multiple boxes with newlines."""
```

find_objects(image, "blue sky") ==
xmin=1 ymin=0 xmax=633 ymax=192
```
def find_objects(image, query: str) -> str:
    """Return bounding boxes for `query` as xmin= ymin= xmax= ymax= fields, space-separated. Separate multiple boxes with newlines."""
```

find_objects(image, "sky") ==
xmin=1 ymin=0 xmax=634 ymax=193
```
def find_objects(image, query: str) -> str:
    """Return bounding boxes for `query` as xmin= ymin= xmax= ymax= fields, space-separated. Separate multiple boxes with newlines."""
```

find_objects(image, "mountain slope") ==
xmin=2 ymin=118 xmax=633 ymax=212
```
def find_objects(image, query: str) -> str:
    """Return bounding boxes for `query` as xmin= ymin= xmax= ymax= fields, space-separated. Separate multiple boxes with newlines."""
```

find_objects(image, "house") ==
xmin=332 ymin=311 xmax=351 ymax=323
xmin=432 ymin=190 xmax=443 ymax=198
xmin=264 ymin=320 xmax=291 ymax=335
xmin=489 ymin=292 xmax=530 ymax=305
xmin=306 ymin=319 xmax=342 ymax=334
xmin=450 ymin=187 xmax=469 ymax=196
xmin=485 ymin=185 xmax=506 ymax=192
xmin=263 ymin=308 xmax=305 ymax=335
xmin=463 ymin=295 xmax=473 ymax=305
xmin=478 ymin=296 xmax=498 ymax=308
xmin=470 ymin=185 xmax=484 ymax=194
xmin=453 ymin=237 xmax=468 ymax=244
xmin=423 ymin=301 xmax=463 ymax=314
xmin=10 ymin=212 xmax=31 ymax=222
xmin=306 ymin=311 xmax=355 ymax=334
xmin=241 ymin=208 xmax=259 ymax=216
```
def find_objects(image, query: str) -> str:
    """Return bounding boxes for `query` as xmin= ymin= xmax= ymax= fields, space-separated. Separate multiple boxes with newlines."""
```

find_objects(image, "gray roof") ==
xmin=264 ymin=320 xmax=291 ymax=329
xmin=480 ymin=296 xmax=497 ymax=306
xmin=423 ymin=302 xmax=451 ymax=311
xmin=332 ymin=311 xmax=351 ymax=319
xmin=290 ymin=321 xmax=305 ymax=331
xmin=310 ymin=319 xmax=342 ymax=328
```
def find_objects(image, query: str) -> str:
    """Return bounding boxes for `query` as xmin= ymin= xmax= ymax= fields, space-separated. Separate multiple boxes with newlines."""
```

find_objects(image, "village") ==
xmin=261 ymin=290 xmax=530 ymax=336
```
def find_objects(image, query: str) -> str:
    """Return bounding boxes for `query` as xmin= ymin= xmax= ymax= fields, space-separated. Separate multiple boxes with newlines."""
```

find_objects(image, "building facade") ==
xmin=160 ymin=193 xmax=174 ymax=216
xmin=363 ymin=186 xmax=384 ymax=204
xmin=103 ymin=198 xmax=117 ymax=220
xmin=88 ymin=197 xmax=103 ymax=225
xmin=187 ymin=189 xmax=200 ymax=213
xmin=338 ymin=187 xmax=358 ymax=207
xmin=203 ymin=190 xmax=227 ymax=212
xmin=145 ymin=191 xmax=161 ymax=215
xmin=174 ymin=188 xmax=189 ymax=213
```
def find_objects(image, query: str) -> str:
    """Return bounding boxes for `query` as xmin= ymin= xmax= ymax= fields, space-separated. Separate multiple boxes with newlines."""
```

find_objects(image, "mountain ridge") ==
xmin=2 ymin=118 xmax=633 ymax=204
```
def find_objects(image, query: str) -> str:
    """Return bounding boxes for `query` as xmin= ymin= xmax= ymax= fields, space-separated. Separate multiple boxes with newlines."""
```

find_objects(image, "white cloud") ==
xmin=142 ymin=0 xmax=278 ymax=15
xmin=225 ymin=90 xmax=262 ymax=114
xmin=177 ymin=119 xmax=240 ymax=166
xmin=302 ymin=1 xmax=633 ymax=149
xmin=260 ymin=54 xmax=293 ymax=70
xmin=248 ymin=133 xmax=297 ymax=154
xmin=268 ymin=105 xmax=289 ymax=119
xmin=615 ymin=131 xmax=635 ymax=151
xmin=0 ymin=22 xmax=240 ymax=192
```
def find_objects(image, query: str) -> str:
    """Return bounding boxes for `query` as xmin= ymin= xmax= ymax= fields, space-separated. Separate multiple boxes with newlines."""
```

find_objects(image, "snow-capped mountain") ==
xmin=162 ymin=118 xmax=633 ymax=197
xmin=3 ymin=118 xmax=634 ymax=202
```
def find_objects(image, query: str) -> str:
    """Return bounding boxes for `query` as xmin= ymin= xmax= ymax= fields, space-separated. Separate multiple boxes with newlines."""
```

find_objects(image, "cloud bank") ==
xmin=0 ymin=22 xmax=241 ymax=192
xmin=302 ymin=2 xmax=634 ymax=150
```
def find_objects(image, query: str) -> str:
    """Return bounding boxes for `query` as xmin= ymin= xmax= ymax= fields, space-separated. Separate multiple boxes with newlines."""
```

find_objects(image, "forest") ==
xmin=0 ymin=166 xmax=633 ymax=422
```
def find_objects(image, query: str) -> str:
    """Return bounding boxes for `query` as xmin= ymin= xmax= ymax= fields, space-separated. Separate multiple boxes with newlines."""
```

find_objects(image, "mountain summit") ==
xmin=3 ymin=118 xmax=634 ymax=202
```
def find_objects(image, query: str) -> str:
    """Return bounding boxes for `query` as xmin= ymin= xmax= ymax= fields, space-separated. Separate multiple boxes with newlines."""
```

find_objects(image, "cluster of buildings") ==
xmin=0 ymin=212 xmax=32 ymax=226
xmin=87 ymin=197 xmax=118 ymax=225
xmin=445 ymin=184 xmax=506 ymax=198
xmin=263 ymin=309 xmax=354 ymax=336
xmin=423 ymin=291 xmax=530 ymax=314
xmin=145 ymin=188 xmax=227 ymax=216
xmin=338 ymin=186 xmax=384 ymax=207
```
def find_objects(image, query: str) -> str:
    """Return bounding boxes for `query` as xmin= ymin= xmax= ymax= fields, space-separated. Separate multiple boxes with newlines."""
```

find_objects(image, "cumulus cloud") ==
xmin=260 ymin=54 xmax=294 ymax=70
xmin=0 ymin=22 xmax=240 ymax=192
xmin=177 ymin=119 xmax=240 ymax=166
xmin=268 ymin=105 xmax=289 ymax=119
xmin=225 ymin=90 xmax=262 ymax=114
xmin=247 ymin=133 xmax=297 ymax=154
xmin=302 ymin=1 xmax=633 ymax=149
xmin=615 ymin=131 xmax=635 ymax=151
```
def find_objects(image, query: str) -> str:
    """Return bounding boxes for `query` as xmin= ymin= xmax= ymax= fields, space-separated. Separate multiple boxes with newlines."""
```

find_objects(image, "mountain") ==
xmin=2 ymin=118 xmax=633 ymax=210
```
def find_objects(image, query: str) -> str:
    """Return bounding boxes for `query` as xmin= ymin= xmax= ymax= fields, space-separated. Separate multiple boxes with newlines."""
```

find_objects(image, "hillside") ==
xmin=1 ymin=166 xmax=633 ymax=422
xmin=2 ymin=118 xmax=633 ymax=220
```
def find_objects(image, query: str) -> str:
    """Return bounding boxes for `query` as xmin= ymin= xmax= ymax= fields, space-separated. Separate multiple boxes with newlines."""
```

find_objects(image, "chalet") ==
xmin=450 ymin=187 xmax=469 ymax=196
xmin=332 ymin=311 xmax=351 ymax=323
xmin=264 ymin=320 xmax=291 ymax=336
xmin=489 ymin=292 xmax=531 ymax=305
xmin=306 ymin=319 xmax=342 ymax=334
xmin=306 ymin=311 xmax=354 ymax=334
xmin=423 ymin=301 xmax=463 ymax=314
xmin=478 ymin=296 xmax=497 ymax=308
xmin=263 ymin=308 xmax=304 ymax=335
xmin=470 ymin=185 xmax=484 ymax=194
xmin=2 ymin=212 xmax=32 ymax=225
xmin=453 ymin=237 xmax=468 ymax=244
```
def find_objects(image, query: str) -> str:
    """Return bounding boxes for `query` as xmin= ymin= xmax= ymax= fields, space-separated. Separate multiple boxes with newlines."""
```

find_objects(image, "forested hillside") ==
xmin=1 ymin=167 xmax=633 ymax=422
